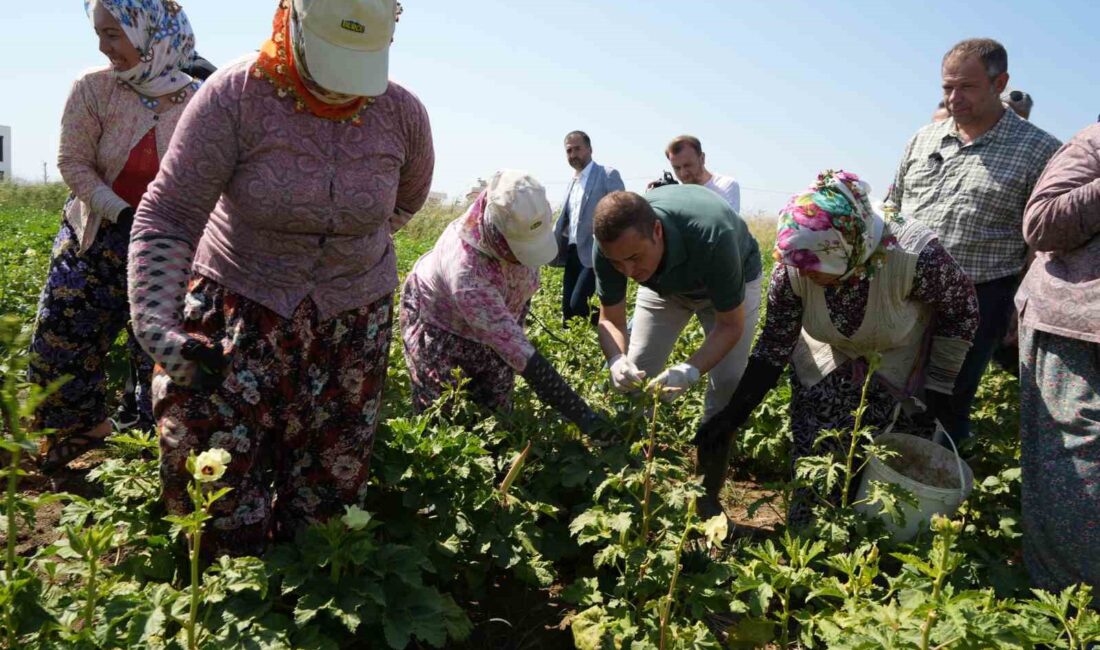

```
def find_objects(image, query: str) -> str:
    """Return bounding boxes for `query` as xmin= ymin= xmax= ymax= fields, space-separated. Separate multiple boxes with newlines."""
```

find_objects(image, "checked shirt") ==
xmin=887 ymin=109 xmax=1060 ymax=284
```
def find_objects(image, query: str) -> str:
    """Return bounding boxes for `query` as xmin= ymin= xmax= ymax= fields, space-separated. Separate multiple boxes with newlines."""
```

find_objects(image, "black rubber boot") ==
xmin=695 ymin=431 xmax=734 ymax=521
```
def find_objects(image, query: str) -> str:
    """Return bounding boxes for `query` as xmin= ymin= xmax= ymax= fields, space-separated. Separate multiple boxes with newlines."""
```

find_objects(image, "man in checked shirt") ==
xmin=887 ymin=38 xmax=1060 ymax=441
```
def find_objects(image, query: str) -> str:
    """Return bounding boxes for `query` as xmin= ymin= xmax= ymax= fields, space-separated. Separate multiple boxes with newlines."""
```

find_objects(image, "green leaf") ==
xmin=571 ymin=606 xmax=610 ymax=650
xmin=859 ymin=479 xmax=919 ymax=526
xmin=725 ymin=618 xmax=776 ymax=649
xmin=593 ymin=544 xmax=625 ymax=569
xmin=293 ymin=588 xmax=333 ymax=626
xmin=608 ymin=511 xmax=633 ymax=534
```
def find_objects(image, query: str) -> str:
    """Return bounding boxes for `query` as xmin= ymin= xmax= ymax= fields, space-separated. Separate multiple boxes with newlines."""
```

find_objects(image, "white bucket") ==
xmin=854 ymin=424 xmax=974 ymax=542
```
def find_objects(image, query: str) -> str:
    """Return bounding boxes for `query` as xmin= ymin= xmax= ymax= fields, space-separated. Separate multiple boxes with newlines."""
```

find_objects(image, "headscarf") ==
xmin=456 ymin=191 xmax=521 ymax=265
xmin=251 ymin=0 xmax=373 ymax=123
xmin=775 ymin=170 xmax=896 ymax=283
xmin=85 ymin=0 xmax=197 ymax=108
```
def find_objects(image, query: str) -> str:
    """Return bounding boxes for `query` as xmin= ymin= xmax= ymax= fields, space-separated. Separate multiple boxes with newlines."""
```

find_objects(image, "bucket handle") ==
xmin=885 ymin=404 xmax=967 ymax=495
xmin=932 ymin=421 xmax=967 ymax=495
xmin=882 ymin=402 xmax=902 ymax=437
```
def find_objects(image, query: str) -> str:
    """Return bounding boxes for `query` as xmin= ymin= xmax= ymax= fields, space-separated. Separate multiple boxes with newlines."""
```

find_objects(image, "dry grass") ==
xmin=400 ymin=202 xmax=464 ymax=243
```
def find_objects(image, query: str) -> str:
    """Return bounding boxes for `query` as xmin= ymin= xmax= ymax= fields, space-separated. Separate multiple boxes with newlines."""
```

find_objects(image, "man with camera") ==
xmin=649 ymin=135 xmax=741 ymax=214
xmin=592 ymin=186 xmax=762 ymax=518
xmin=552 ymin=131 xmax=624 ymax=327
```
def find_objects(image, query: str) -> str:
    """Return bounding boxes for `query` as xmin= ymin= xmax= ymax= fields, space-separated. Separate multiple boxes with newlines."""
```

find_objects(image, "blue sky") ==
xmin=2 ymin=0 xmax=1097 ymax=214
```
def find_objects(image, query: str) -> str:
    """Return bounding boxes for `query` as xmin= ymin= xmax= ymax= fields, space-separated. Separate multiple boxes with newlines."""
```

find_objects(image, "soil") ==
xmin=883 ymin=455 xmax=960 ymax=490
xmin=456 ymin=578 xmax=572 ymax=650
xmin=0 ymin=449 xmax=108 ymax=556
xmin=721 ymin=478 xmax=785 ymax=538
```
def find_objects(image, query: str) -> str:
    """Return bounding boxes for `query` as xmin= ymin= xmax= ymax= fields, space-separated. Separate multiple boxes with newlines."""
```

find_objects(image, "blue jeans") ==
xmin=561 ymin=244 xmax=596 ymax=327
xmin=940 ymin=274 xmax=1019 ymax=441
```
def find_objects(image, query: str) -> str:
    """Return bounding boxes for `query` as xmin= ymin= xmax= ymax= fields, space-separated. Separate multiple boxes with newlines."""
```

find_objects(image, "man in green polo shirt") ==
xmin=593 ymin=184 xmax=762 ymax=518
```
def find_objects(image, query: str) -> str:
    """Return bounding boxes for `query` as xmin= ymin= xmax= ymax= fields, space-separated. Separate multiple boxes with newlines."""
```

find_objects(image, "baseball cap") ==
xmin=292 ymin=0 xmax=395 ymax=97
xmin=485 ymin=170 xmax=557 ymax=268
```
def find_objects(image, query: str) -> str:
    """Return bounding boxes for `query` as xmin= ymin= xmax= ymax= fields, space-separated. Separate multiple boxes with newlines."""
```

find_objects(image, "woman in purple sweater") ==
xmin=128 ymin=0 xmax=433 ymax=556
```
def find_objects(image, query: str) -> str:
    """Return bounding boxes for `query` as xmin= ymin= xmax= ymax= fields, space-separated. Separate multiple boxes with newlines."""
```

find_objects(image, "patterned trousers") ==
xmin=1020 ymin=326 xmax=1100 ymax=592
xmin=156 ymin=276 xmax=392 ymax=556
xmin=28 ymin=217 xmax=154 ymax=437
xmin=399 ymin=279 xmax=517 ymax=413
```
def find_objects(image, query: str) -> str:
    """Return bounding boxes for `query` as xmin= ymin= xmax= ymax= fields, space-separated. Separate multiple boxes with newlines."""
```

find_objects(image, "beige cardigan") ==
xmin=58 ymin=67 xmax=191 ymax=253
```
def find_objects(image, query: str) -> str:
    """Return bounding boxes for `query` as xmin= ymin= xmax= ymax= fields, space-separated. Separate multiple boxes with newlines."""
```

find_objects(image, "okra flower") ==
xmin=193 ymin=448 xmax=232 ymax=483
xmin=341 ymin=505 xmax=373 ymax=531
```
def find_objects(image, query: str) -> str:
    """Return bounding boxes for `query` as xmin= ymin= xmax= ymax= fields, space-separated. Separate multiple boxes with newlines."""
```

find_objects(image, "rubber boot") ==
xmin=695 ymin=432 xmax=734 ymax=521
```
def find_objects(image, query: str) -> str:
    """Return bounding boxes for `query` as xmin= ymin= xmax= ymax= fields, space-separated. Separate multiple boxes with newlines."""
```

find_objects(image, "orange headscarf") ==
xmin=250 ymin=0 xmax=373 ymax=124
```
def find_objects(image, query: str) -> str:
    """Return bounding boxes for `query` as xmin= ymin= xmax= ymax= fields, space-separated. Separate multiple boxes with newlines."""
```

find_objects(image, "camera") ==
xmin=648 ymin=171 xmax=679 ymax=190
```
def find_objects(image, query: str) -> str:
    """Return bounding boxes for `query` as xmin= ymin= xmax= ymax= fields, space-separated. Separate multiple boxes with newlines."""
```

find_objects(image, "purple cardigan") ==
xmin=1017 ymin=123 xmax=1100 ymax=343
xmin=133 ymin=55 xmax=435 ymax=320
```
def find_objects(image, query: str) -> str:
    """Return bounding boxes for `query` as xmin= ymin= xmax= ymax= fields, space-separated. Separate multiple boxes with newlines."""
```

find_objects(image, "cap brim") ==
xmin=509 ymin=229 xmax=559 ymax=268
xmin=300 ymin=24 xmax=389 ymax=97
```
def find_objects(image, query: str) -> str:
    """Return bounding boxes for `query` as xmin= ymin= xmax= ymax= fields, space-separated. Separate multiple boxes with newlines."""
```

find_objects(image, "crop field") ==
xmin=0 ymin=182 xmax=1096 ymax=649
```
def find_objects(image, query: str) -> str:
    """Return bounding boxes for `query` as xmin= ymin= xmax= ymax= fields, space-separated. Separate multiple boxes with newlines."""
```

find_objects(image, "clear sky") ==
xmin=2 ymin=0 xmax=1097 ymax=214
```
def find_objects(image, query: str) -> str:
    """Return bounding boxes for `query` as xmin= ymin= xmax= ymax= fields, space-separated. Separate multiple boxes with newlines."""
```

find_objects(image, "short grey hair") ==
xmin=943 ymin=38 xmax=1008 ymax=79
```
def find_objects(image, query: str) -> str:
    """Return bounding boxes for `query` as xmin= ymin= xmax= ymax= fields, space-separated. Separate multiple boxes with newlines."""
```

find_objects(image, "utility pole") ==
xmin=42 ymin=162 xmax=48 ymax=184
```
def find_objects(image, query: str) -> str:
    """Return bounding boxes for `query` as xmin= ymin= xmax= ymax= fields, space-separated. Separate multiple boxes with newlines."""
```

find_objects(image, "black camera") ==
xmin=649 ymin=171 xmax=679 ymax=190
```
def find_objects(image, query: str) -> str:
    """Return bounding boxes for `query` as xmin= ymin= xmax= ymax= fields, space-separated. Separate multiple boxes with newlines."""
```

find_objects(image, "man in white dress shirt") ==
xmin=662 ymin=135 xmax=741 ymax=214
xmin=552 ymin=131 xmax=624 ymax=326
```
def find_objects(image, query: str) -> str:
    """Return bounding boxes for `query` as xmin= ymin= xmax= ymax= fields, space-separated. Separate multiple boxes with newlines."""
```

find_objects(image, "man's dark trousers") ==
xmin=940 ymin=274 xmax=1018 ymax=441
xmin=562 ymin=244 xmax=596 ymax=327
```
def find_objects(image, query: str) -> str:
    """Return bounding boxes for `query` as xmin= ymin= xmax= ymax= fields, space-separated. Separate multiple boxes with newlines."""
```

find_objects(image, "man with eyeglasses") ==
xmin=887 ymin=38 xmax=1060 ymax=442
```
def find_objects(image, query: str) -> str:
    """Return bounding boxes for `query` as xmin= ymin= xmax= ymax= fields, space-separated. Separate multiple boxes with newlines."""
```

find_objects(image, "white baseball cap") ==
xmin=292 ymin=0 xmax=395 ymax=97
xmin=485 ymin=170 xmax=557 ymax=268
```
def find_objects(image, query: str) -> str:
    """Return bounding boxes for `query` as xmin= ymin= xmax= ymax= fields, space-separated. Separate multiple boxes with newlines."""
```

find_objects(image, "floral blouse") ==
xmin=404 ymin=203 xmax=540 ymax=372
xmin=753 ymin=239 xmax=978 ymax=367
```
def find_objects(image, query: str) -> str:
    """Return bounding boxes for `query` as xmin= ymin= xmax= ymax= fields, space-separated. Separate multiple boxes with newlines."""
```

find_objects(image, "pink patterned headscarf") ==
xmin=775 ymin=170 xmax=893 ymax=282
xmin=456 ymin=191 xmax=520 ymax=265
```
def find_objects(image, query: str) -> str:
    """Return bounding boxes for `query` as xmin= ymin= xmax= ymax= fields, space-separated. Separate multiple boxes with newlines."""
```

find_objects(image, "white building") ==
xmin=0 ymin=125 xmax=10 ymax=182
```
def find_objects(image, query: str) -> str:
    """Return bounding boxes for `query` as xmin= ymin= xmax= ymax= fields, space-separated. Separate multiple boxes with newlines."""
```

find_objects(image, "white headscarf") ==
xmin=86 ymin=0 xmax=197 ymax=102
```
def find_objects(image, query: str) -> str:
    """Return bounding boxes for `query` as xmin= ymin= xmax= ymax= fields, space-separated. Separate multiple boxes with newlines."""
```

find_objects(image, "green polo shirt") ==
xmin=594 ymin=184 xmax=762 ymax=312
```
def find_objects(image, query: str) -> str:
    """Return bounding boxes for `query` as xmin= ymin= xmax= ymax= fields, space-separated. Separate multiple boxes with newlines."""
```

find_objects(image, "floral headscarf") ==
xmin=775 ymin=170 xmax=896 ymax=283
xmin=86 ymin=0 xmax=197 ymax=108
xmin=457 ymin=191 xmax=520 ymax=265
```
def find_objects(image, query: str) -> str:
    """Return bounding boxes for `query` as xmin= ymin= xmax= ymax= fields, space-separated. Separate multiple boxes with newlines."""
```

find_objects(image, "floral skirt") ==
xmin=1019 ymin=326 xmax=1100 ymax=592
xmin=28 ymin=216 xmax=154 ymax=437
xmin=155 ymin=275 xmax=392 ymax=556
xmin=399 ymin=278 xmax=516 ymax=413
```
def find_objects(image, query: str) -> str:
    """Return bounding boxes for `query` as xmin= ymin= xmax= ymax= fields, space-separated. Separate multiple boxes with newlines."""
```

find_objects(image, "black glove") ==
xmin=923 ymin=389 xmax=954 ymax=432
xmin=116 ymin=207 xmax=136 ymax=227
xmin=521 ymin=351 xmax=601 ymax=435
xmin=692 ymin=356 xmax=784 ymax=452
xmin=181 ymin=338 xmax=229 ymax=391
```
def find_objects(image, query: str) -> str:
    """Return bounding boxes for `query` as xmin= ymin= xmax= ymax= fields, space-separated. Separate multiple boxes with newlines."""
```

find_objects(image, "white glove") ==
xmin=609 ymin=354 xmax=647 ymax=392
xmin=647 ymin=363 xmax=701 ymax=402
